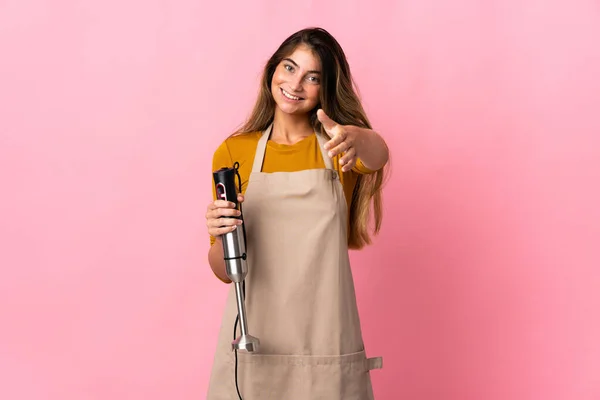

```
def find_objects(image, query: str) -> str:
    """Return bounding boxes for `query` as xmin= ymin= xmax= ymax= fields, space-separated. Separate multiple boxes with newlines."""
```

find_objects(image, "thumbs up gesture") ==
xmin=317 ymin=109 xmax=362 ymax=172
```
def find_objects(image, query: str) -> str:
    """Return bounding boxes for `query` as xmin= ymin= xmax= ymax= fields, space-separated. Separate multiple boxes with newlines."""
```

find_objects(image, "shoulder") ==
xmin=225 ymin=131 xmax=263 ymax=148
xmin=212 ymin=132 xmax=262 ymax=169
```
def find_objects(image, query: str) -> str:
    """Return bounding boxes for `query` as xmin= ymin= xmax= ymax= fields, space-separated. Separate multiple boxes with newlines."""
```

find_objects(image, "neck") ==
xmin=271 ymin=108 xmax=314 ymax=145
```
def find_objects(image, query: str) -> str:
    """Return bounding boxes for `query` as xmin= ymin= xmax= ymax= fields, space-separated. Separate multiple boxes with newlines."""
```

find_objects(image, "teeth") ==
xmin=282 ymin=89 xmax=300 ymax=100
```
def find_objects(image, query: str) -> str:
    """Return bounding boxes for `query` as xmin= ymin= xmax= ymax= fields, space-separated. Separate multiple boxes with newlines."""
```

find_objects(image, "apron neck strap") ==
xmin=314 ymin=131 xmax=334 ymax=170
xmin=251 ymin=123 xmax=334 ymax=173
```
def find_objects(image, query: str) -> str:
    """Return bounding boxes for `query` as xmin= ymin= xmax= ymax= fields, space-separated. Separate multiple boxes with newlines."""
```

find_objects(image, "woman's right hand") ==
xmin=205 ymin=194 xmax=245 ymax=238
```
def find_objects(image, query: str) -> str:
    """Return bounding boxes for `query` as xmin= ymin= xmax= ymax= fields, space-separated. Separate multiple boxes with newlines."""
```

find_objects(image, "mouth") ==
xmin=280 ymin=88 xmax=303 ymax=101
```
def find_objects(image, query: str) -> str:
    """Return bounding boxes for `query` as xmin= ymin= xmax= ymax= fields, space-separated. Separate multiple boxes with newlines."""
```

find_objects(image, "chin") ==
xmin=277 ymin=105 xmax=310 ymax=116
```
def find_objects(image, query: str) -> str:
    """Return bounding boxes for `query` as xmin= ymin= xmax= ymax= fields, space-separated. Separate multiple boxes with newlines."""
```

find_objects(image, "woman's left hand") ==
xmin=317 ymin=109 xmax=363 ymax=172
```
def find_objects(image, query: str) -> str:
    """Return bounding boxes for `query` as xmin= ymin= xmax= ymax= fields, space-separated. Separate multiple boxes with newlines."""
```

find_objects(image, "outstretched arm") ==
xmin=317 ymin=109 xmax=389 ymax=172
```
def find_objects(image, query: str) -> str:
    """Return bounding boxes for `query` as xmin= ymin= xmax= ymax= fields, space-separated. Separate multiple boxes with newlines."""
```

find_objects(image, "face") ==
xmin=270 ymin=44 xmax=321 ymax=116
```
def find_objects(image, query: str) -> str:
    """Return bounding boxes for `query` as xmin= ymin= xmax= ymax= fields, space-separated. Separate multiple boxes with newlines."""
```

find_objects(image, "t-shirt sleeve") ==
xmin=209 ymin=140 xmax=234 ymax=246
xmin=352 ymin=157 xmax=379 ymax=174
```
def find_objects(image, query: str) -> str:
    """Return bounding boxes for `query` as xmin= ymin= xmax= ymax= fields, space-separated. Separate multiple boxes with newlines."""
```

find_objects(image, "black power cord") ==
xmin=233 ymin=312 xmax=243 ymax=399
xmin=232 ymin=161 xmax=246 ymax=400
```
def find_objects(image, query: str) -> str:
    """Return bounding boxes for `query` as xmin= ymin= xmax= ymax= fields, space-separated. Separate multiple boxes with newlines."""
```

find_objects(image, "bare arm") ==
xmin=352 ymin=127 xmax=389 ymax=171
xmin=208 ymin=237 xmax=231 ymax=283
xmin=318 ymin=109 xmax=389 ymax=172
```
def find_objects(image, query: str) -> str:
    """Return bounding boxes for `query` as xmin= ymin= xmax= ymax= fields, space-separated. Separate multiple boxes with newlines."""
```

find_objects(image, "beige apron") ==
xmin=207 ymin=125 xmax=383 ymax=399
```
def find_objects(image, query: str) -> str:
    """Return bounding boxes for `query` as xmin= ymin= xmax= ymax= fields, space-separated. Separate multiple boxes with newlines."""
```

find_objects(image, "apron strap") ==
xmin=251 ymin=124 xmax=272 ymax=173
xmin=365 ymin=356 xmax=383 ymax=371
xmin=315 ymin=131 xmax=334 ymax=170
xmin=251 ymin=123 xmax=334 ymax=173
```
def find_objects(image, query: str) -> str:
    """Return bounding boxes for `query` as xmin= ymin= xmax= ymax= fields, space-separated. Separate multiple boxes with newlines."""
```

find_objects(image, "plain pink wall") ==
xmin=1 ymin=1 xmax=599 ymax=399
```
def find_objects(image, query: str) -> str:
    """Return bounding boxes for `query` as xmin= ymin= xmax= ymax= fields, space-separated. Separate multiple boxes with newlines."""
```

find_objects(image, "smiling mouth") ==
xmin=281 ymin=88 xmax=303 ymax=101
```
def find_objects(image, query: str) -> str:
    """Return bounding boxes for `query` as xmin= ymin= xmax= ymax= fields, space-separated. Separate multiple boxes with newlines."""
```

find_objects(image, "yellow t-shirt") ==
xmin=209 ymin=131 xmax=376 ymax=246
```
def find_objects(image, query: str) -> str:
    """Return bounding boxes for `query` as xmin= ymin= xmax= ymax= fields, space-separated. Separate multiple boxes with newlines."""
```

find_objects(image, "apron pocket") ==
xmin=229 ymin=349 xmax=382 ymax=400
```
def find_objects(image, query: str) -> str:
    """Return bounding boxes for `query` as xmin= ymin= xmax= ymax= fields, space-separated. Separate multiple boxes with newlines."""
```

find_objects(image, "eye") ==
xmin=284 ymin=64 xmax=294 ymax=72
xmin=307 ymin=75 xmax=320 ymax=84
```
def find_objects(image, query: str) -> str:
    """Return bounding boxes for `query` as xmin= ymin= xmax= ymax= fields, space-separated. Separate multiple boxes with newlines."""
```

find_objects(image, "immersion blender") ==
xmin=213 ymin=166 xmax=260 ymax=353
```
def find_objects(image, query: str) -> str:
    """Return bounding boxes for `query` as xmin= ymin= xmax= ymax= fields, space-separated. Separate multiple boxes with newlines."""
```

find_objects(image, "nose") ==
xmin=289 ymin=74 xmax=303 ymax=92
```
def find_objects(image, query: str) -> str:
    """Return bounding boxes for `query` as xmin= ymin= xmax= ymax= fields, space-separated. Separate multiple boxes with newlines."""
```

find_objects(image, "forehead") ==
xmin=284 ymin=45 xmax=321 ymax=71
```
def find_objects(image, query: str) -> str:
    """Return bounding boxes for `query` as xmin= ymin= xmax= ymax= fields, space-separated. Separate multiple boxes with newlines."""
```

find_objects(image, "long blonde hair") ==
xmin=233 ymin=27 xmax=387 ymax=249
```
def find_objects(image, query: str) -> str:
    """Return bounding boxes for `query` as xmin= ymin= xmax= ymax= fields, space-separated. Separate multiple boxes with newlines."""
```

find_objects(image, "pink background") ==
xmin=1 ymin=1 xmax=600 ymax=399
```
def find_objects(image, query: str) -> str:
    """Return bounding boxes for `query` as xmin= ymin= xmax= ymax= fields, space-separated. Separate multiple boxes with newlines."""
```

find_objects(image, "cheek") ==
xmin=307 ymin=86 xmax=320 ymax=102
xmin=272 ymin=69 xmax=285 ymax=85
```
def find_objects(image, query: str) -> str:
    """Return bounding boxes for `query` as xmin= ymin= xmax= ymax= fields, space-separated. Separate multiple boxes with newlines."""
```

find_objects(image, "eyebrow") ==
xmin=283 ymin=58 xmax=321 ymax=74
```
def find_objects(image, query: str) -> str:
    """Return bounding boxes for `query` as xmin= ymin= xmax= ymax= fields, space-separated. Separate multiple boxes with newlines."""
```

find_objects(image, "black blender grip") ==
xmin=213 ymin=167 xmax=240 ymax=217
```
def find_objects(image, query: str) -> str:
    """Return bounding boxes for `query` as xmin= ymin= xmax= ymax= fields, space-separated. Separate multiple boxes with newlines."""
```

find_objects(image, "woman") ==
xmin=205 ymin=27 xmax=389 ymax=399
